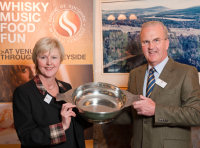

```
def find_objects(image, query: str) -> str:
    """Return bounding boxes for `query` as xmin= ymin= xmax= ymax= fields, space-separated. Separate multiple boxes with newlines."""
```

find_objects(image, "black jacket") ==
xmin=13 ymin=79 xmax=87 ymax=148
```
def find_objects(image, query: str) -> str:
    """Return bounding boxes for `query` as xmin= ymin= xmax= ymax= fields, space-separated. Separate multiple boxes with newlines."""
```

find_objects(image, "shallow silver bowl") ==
xmin=72 ymin=82 xmax=126 ymax=124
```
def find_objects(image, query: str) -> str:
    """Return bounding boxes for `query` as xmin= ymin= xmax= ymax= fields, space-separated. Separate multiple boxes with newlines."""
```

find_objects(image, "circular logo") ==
xmin=49 ymin=6 xmax=86 ymax=42
xmin=54 ymin=10 xmax=81 ymax=37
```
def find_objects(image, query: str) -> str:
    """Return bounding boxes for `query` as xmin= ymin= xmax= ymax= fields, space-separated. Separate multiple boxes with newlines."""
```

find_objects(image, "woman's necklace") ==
xmin=45 ymin=82 xmax=59 ymax=97
xmin=47 ymin=83 xmax=57 ymax=90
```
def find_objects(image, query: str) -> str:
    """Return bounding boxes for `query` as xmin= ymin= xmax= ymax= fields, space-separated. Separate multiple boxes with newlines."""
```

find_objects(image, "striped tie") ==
xmin=146 ymin=68 xmax=155 ymax=98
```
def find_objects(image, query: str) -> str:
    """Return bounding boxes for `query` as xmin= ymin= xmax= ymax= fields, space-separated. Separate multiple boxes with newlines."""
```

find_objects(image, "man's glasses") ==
xmin=141 ymin=38 xmax=167 ymax=47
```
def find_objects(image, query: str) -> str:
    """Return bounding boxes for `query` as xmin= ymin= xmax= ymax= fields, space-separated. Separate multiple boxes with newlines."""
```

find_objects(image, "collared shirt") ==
xmin=143 ymin=57 xmax=169 ymax=96
xmin=33 ymin=75 xmax=66 ymax=145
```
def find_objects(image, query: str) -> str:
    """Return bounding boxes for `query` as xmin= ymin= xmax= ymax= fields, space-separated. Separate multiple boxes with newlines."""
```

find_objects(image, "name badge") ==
xmin=44 ymin=94 xmax=52 ymax=104
xmin=155 ymin=78 xmax=167 ymax=88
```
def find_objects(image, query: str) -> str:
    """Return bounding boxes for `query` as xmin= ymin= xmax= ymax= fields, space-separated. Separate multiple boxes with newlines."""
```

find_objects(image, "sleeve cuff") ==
xmin=49 ymin=122 xmax=66 ymax=145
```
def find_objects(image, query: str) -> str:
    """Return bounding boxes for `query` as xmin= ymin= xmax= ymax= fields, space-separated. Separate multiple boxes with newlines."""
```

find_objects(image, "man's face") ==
xmin=140 ymin=24 xmax=169 ymax=66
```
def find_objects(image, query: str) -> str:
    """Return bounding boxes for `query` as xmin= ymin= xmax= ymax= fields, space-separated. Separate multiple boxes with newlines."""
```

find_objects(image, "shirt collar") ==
xmin=148 ymin=56 xmax=169 ymax=74
xmin=33 ymin=75 xmax=67 ymax=95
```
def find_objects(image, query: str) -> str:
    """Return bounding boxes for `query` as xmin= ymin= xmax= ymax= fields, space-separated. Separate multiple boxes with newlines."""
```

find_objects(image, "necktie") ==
xmin=146 ymin=68 xmax=155 ymax=98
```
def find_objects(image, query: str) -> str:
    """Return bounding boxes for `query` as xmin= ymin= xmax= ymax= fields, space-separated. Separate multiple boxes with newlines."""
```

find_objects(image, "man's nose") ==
xmin=148 ymin=41 xmax=155 ymax=49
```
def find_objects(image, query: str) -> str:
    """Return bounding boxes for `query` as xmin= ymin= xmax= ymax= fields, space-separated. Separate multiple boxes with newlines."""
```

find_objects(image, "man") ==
xmin=128 ymin=21 xmax=200 ymax=148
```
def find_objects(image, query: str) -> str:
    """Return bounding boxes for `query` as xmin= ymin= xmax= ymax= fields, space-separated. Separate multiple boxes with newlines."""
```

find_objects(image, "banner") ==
xmin=0 ymin=0 xmax=93 ymax=65
xmin=0 ymin=0 xmax=93 ymax=144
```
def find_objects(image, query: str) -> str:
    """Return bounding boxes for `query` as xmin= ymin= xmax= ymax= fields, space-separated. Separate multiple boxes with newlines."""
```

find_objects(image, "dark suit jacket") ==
xmin=128 ymin=58 xmax=200 ymax=148
xmin=13 ymin=79 xmax=88 ymax=148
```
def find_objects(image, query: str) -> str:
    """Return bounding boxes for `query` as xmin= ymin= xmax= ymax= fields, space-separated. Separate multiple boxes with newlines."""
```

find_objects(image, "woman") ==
xmin=13 ymin=37 xmax=88 ymax=148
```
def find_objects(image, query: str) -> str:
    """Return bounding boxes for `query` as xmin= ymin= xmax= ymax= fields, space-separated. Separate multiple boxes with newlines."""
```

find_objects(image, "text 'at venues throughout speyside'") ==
xmin=0 ymin=48 xmax=32 ymax=60
xmin=0 ymin=49 xmax=87 ymax=61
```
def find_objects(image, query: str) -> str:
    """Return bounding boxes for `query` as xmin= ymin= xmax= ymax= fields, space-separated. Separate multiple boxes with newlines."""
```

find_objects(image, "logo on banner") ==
xmin=54 ymin=10 xmax=81 ymax=37
xmin=49 ymin=5 xmax=86 ymax=42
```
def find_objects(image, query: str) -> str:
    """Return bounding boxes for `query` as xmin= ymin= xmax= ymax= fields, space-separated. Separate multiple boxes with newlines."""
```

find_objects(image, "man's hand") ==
xmin=132 ymin=95 xmax=155 ymax=116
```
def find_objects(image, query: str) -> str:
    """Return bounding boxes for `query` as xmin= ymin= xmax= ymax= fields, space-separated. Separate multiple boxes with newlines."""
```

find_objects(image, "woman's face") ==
xmin=37 ymin=48 xmax=61 ymax=78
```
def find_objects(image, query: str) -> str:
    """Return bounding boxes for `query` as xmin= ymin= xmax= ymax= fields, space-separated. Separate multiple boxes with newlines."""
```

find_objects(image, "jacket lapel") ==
xmin=151 ymin=58 xmax=175 ymax=99
xmin=159 ymin=58 xmax=175 ymax=81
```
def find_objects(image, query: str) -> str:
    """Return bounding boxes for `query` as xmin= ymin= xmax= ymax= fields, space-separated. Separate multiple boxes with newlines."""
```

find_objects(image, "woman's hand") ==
xmin=61 ymin=103 xmax=76 ymax=130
